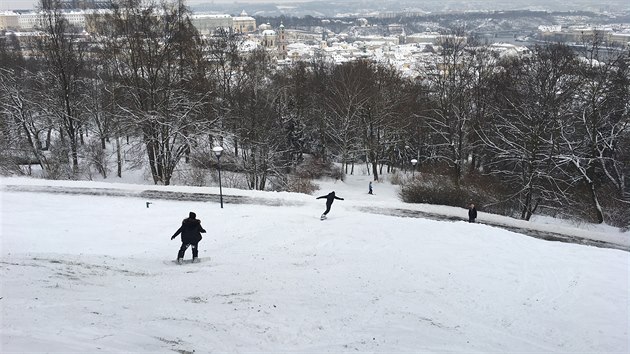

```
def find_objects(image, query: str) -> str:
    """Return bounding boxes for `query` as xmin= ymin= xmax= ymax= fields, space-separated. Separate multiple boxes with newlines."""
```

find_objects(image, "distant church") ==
xmin=260 ymin=21 xmax=288 ymax=60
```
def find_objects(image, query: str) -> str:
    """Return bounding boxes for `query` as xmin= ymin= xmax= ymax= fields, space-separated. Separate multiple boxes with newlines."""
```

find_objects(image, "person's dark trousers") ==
xmin=323 ymin=203 xmax=332 ymax=215
xmin=177 ymin=243 xmax=199 ymax=259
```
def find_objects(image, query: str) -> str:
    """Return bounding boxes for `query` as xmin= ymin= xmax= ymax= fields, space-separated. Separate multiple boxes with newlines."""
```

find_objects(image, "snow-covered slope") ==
xmin=1 ymin=175 xmax=628 ymax=352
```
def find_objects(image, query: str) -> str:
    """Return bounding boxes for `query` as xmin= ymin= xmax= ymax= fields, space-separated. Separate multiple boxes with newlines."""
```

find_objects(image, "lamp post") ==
xmin=212 ymin=146 xmax=224 ymax=208
xmin=404 ymin=145 xmax=410 ymax=173
xmin=411 ymin=159 xmax=418 ymax=177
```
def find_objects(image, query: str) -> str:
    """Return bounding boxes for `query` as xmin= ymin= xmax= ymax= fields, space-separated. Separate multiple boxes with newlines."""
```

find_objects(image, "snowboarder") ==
xmin=368 ymin=181 xmax=373 ymax=195
xmin=171 ymin=212 xmax=206 ymax=264
xmin=317 ymin=191 xmax=344 ymax=219
xmin=468 ymin=203 xmax=477 ymax=223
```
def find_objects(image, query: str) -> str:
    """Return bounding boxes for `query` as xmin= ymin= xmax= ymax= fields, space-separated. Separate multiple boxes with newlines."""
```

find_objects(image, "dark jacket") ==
xmin=317 ymin=192 xmax=344 ymax=205
xmin=468 ymin=207 xmax=477 ymax=220
xmin=171 ymin=217 xmax=206 ymax=244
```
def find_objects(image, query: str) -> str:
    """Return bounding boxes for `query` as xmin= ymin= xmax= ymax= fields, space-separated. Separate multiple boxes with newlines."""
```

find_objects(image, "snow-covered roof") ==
xmin=233 ymin=16 xmax=255 ymax=21
xmin=191 ymin=14 xmax=231 ymax=19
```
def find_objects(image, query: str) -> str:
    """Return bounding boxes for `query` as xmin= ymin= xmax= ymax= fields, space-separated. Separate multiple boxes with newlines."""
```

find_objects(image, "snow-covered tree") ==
xmin=97 ymin=0 xmax=211 ymax=185
xmin=481 ymin=44 xmax=580 ymax=220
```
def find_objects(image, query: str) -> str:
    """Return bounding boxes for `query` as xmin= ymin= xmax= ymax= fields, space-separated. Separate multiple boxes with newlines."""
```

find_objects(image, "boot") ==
xmin=192 ymin=257 xmax=200 ymax=263
xmin=177 ymin=258 xmax=183 ymax=264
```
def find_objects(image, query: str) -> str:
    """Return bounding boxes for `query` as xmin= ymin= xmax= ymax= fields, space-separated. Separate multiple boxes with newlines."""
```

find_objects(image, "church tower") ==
xmin=277 ymin=21 xmax=288 ymax=60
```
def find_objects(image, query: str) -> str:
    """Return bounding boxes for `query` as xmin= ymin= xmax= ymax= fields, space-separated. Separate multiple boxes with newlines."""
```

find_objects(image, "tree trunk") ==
xmin=116 ymin=136 xmax=122 ymax=178
xmin=588 ymin=180 xmax=604 ymax=224
xmin=370 ymin=150 xmax=379 ymax=181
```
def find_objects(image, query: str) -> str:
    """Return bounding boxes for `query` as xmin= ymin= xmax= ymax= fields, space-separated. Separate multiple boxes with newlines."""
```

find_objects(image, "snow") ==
xmin=1 ymin=173 xmax=628 ymax=352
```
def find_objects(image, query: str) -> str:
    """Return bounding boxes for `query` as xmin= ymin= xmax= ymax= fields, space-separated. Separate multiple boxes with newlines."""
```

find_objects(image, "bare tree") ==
xmin=231 ymin=49 xmax=292 ymax=190
xmin=0 ymin=68 xmax=51 ymax=175
xmin=323 ymin=61 xmax=371 ymax=174
xmin=422 ymin=34 xmax=475 ymax=184
xmin=99 ymin=0 xmax=211 ymax=185
xmin=36 ymin=0 xmax=89 ymax=176
xmin=554 ymin=46 xmax=630 ymax=223
xmin=481 ymin=44 xmax=580 ymax=220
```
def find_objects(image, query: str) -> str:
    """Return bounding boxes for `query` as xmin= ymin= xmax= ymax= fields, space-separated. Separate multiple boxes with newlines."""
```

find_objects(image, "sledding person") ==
xmin=171 ymin=212 xmax=206 ymax=264
xmin=317 ymin=191 xmax=344 ymax=219
xmin=468 ymin=203 xmax=477 ymax=223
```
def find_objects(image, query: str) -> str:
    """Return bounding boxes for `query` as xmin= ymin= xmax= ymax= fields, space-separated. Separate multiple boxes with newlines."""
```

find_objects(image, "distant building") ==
xmin=277 ymin=22 xmax=288 ymax=59
xmin=0 ymin=10 xmax=93 ymax=31
xmin=0 ymin=11 xmax=19 ymax=30
xmin=1 ymin=9 xmax=257 ymax=36
xmin=388 ymin=24 xmax=404 ymax=36
xmin=406 ymin=32 xmax=439 ymax=44
xmin=257 ymin=22 xmax=290 ymax=60
xmin=356 ymin=18 xmax=368 ymax=27
xmin=191 ymin=14 xmax=232 ymax=35
xmin=610 ymin=32 xmax=630 ymax=47
xmin=537 ymin=25 xmax=628 ymax=47
xmin=232 ymin=10 xmax=256 ymax=34
xmin=261 ymin=29 xmax=276 ymax=48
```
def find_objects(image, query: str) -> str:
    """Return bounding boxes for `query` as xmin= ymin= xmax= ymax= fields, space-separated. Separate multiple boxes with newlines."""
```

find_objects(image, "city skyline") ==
xmin=0 ymin=0 xmax=625 ymax=13
xmin=0 ymin=0 xmax=314 ymax=11
xmin=2 ymin=0 xmax=312 ymax=11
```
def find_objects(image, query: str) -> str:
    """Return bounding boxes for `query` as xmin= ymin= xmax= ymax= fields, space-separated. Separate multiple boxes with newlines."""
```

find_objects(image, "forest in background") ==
xmin=1 ymin=0 xmax=628 ymax=227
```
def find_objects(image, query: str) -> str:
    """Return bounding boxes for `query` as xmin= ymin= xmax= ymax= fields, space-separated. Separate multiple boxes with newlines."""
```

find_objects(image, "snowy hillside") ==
xmin=1 ymin=174 xmax=628 ymax=352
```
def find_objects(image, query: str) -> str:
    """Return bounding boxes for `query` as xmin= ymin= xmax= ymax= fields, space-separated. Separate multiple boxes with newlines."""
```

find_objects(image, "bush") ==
xmin=296 ymin=157 xmax=344 ymax=181
xmin=175 ymin=165 xmax=207 ymax=187
xmin=600 ymin=186 xmax=630 ymax=229
xmin=43 ymin=142 xmax=74 ymax=180
xmin=400 ymin=176 xmax=475 ymax=207
xmin=286 ymin=176 xmax=319 ymax=195
xmin=399 ymin=172 xmax=514 ymax=215
xmin=389 ymin=171 xmax=404 ymax=185
xmin=84 ymin=140 xmax=109 ymax=178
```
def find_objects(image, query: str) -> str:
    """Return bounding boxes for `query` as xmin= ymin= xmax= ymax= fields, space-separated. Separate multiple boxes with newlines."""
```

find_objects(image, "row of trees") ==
xmin=0 ymin=0 xmax=628 ymax=225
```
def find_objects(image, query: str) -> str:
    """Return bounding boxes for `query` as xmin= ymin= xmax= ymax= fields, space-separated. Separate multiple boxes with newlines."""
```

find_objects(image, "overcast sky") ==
xmin=1 ymin=0 xmax=35 ymax=10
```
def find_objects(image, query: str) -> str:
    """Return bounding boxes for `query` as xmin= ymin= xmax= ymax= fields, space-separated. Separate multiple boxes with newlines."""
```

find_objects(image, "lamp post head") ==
xmin=212 ymin=146 xmax=224 ymax=158
xmin=411 ymin=159 xmax=418 ymax=166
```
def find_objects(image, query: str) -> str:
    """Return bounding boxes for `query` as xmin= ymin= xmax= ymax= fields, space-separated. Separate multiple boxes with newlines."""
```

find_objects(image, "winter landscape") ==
xmin=1 ymin=172 xmax=628 ymax=353
xmin=2 ymin=0 xmax=630 ymax=352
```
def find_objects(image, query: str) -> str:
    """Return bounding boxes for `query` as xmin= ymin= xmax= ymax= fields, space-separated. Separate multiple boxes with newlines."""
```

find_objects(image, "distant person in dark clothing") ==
xmin=171 ymin=212 xmax=206 ymax=264
xmin=468 ymin=203 xmax=477 ymax=223
xmin=317 ymin=191 xmax=344 ymax=219
xmin=368 ymin=181 xmax=373 ymax=195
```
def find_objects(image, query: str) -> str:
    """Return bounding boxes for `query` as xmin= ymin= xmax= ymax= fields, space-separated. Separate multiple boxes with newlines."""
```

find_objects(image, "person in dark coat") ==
xmin=171 ymin=212 xmax=206 ymax=263
xmin=368 ymin=181 xmax=373 ymax=195
xmin=316 ymin=191 xmax=344 ymax=219
xmin=468 ymin=203 xmax=477 ymax=223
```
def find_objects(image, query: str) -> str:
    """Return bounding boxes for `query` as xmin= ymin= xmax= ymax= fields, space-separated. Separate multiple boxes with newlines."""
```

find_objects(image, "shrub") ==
xmin=175 ymin=166 xmax=207 ymax=187
xmin=389 ymin=171 xmax=404 ymax=185
xmin=296 ymin=157 xmax=344 ymax=181
xmin=84 ymin=140 xmax=109 ymax=178
xmin=399 ymin=172 xmax=514 ymax=215
xmin=286 ymin=175 xmax=319 ymax=195
xmin=599 ymin=186 xmax=630 ymax=229
xmin=400 ymin=176 xmax=474 ymax=207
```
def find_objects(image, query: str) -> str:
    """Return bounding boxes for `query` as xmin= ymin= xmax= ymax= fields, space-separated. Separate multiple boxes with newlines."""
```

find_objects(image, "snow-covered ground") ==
xmin=1 ymin=173 xmax=628 ymax=352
